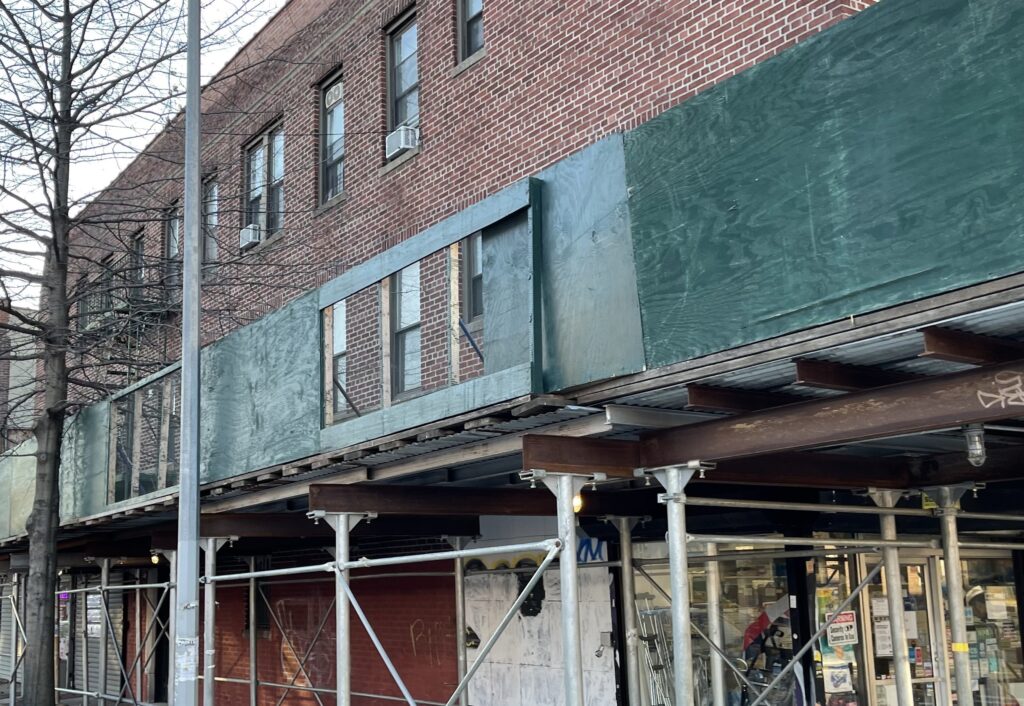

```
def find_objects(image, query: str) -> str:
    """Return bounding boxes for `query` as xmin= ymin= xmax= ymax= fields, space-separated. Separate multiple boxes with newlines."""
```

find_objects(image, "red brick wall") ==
xmin=125 ymin=562 xmax=456 ymax=704
xmin=71 ymin=0 xmax=877 ymax=392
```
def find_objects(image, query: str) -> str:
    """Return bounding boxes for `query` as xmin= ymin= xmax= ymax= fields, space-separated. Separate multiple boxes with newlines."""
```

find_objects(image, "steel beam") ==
xmin=685 ymin=384 xmax=801 ymax=414
xmin=309 ymin=485 xmax=557 ymax=516
xmin=643 ymin=359 xmax=1024 ymax=464
xmin=794 ymin=358 xmax=920 ymax=391
xmin=921 ymin=327 xmax=1024 ymax=366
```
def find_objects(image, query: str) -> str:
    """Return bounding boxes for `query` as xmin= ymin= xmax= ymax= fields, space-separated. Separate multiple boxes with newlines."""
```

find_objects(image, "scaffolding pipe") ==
xmin=445 ymin=542 xmax=561 ymax=706
xmin=9 ymin=574 xmax=18 ymax=706
xmin=686 ymin=496 xmax=931 ymax=517
xmin=705 ymin=544 xmax=727 ymax=706
xmin=205 ymin=561 xmax=335 ymax=583
xmin=248 ymin=558 xmax=257 ymax=706
xmin=167 ymin=550 xmax=177 ymax=706
xmin=555 ymin=474 xmax=585 ymax=706
xmin=452 ymin=537 xmax=468 ymax=706
xmin=135 ymin=571 xmax=142 ymax=700
xmin=688 ymin=533 xmax=936 ymax=549
xmin=336 ymin=516 xmax=352 ymax=706
xmin=873 ymin=491 xmax=915 ymax=706
xmin=99 ymin=558 xmax=109 ymax=698
xmin=658 ymin=465 xmax=697 ymax=706
xmin=617 ymin=519 xmax=641 ymax=706
xmin=340 ymin=539 xmax=560 ymax=571
xmin=935 ymin=489 xmax=976 ymax=706
xmin=203 ymin=539 xmax=218 ymax=706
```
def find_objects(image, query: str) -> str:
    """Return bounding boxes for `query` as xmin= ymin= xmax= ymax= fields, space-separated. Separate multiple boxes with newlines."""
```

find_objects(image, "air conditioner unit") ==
xmin=385 ymin=125 xmax=419 ymax=160
xmin=239 ymin=223 xmax=261 ymax=251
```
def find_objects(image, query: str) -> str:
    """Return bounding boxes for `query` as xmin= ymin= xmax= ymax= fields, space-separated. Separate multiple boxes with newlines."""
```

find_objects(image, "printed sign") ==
xmin=826 ymin=611 xmax=859 ymax=646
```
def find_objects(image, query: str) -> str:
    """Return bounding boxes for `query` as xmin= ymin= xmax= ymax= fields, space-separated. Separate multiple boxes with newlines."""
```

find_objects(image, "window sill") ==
xmin=238 ymin=229 xmax=285 ymax=258
xmin=380 ymin=145 xmax=421 ymax=176
xmin=463 ymin=317 xmax=483 ymax=335
xmin=314 ymin=191 xmax=348 ymax=218
xmin=452 ymin=48 xmax=486 ymax=78
xmin=392 ymin=386 xmax=427 ymax=405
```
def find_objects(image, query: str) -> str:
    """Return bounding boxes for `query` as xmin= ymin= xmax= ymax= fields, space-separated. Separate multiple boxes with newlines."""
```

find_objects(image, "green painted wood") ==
xmin=319 ymin=362 xmax=533 ymax=451
xmin=625 ymin=0 xmax=1024 ymax=368
xmin=483 ymin=211 xmax=532 ymax=375
xmin=318 ymin=178 xmax=532 ymax=309
xmin=538 ymin=135 xmax=646 ymax=390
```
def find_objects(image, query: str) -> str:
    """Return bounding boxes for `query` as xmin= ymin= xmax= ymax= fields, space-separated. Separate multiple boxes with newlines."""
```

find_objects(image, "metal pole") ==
xmin=616 ymin=518 xmax=641 ymax=706
xmin=706 ymin=543 xmax=727 ymax=706
xmin=248 ymin=558 xmax=257 ymax=706
xmin=167 ymin=550 xmax=177 ymax=706
xmin=203 ymin=539 xmax=219 ymax=706
xmin=932 ymin=487 xmax=975 ymax=706
xmin=335 ymin=516 xmax=351 ymax=706
xmin=10 ymin=574 xmax=18 ymax=706
xmin=135 ymin=570 xmax=142 ymax=700
xmin=174 ymin=0 xmax=203 ymax=699
xmin=655 ymin=465 xmax=698 ymax=706
xmin=871 ymin=490 xmax=914 ymax=706
xmin=99 ymin=559 xmax=109 ymax=698
xmin=555 ymin=474 xmax=584 ymax=706
xmin=453 ymin=538 xmax=468 ymax=706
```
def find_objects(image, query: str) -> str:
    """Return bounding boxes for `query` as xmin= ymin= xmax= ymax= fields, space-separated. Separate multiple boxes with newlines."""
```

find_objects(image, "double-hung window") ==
xmin=202 ymin=178 xmax=219 ymax=265
xmin=463 ymin=231 xmax=483 ymax=323
xmin=460 ymin=0 xmax=484 ymax=60
xmin=331 ymin=302 xmax=349 ymax=416
xmin=389 ymin=18 xmax=419 ymax=129
xmin=244 ymin=126 xmax=285 ymax=239
xmin=392 ymin=262 xmax=421 ymax=395
xmin=164 ymin=206 xmax=181 ymax=288
xmin=321 ymin=79 xmax=345 ymax=202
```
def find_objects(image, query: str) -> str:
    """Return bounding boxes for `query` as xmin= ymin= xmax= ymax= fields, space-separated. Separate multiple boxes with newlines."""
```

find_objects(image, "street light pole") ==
xmin=173 ymin=0 xmax=202 ymax=701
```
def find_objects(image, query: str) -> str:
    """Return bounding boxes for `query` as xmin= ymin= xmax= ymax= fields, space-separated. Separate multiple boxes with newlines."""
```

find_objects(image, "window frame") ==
xmin=458 ymin=0 xmax=484 ymax=62
xmin=390 ymin=262 xmax=422 ymax=397
xmin=243 ymin=123 xmax=285 ymax=241
xmin=330 ymin=301 xmax=350 ymax=418
xmin=202 ymin=176 xmax=219 ymax=267
xmin=320 ymin=76 xmax=345 ymax=204
xmin=388 ymin=14 xmax=420 ymax=132
xmin=463 ymin=231 xmax=483 ymax=324
xmin=164 ymin=204 xmax=182 ymax=289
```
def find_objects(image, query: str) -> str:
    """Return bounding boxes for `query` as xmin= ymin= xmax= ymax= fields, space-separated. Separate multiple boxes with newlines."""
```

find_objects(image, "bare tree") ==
xmin=0 ymin=0 xmax=276 ymax=699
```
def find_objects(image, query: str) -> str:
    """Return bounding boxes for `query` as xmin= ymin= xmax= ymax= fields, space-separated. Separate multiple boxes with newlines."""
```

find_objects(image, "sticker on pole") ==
xmin=176 ymin=637 xmax=199 ymax=681
xmin=825 ymin=611 xmax=859 ymax=646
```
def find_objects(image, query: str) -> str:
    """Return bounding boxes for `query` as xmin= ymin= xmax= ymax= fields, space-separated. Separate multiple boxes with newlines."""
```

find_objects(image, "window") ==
xmin=331 ymin=301 xmax=348 ymax=415
xmin=460 ymin=0 xmax=484 ymax=60
xmin=463 ymin=231 xmax=483 ymax=322
xmin=389 ymin=17 xmax=419 ymax=130
xmin=321 ymin=79 xmax=345 ymax=202
xmin=202 ymin=178 xmax=219 ymax=265
xmin=164 ymin=206 xmax=181 ymax=288
xmin=244 ymin=126 xmax=285 ymax=239
xmin=391 ymin=262 xmax=421 ymax=395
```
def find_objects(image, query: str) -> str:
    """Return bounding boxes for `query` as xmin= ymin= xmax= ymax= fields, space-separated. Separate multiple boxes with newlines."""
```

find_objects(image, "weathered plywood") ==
xmin=200 ymin=291 xmax=322 ymax=481
xmin=626 ymin=0 xmax=1024 ymax=368
xmin=538 ymin=135 xmax=646 ymax=391
xmin=483 ymin=211 xmax=532 ymax=375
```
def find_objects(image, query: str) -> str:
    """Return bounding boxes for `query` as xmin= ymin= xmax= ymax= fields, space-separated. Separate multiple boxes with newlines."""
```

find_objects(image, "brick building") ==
xmin=4 ymin=0 xmax=1024 ymax=705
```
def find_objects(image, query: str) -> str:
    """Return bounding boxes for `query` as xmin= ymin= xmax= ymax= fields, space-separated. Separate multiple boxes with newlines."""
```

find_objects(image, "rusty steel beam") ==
xmin=520 ymin=434 xmax=912 ymax=489
xmin=920 ymin=327 xmax=1024 ymax=366
xmin=914 ymin=444 xmax=1024 ymax=487
xmin=685 ymin=384 xmax=802 ymax=414
xmin=794 ymin=359 xmax=920 ymax=392
xmin=644 ymin=359 xmax=1024 ymax=465
xmin=309 ymin=485 xmax=557 ymax=516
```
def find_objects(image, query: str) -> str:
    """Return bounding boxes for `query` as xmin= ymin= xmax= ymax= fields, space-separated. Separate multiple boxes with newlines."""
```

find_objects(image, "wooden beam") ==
xmin=520 ymin=434 xmax=911 ymax=489
xmin=644 ymin=359 xmax=1024 ymax=465
xmin=309 ymin=485 xmax=556 ymax=516
xmin=794 ymin=359 xmax=919 ymax=391
xmin=920 ymin=327 xmax=1024 ymax=366
xmin=685 ymin=384 xmax=801 ymax=414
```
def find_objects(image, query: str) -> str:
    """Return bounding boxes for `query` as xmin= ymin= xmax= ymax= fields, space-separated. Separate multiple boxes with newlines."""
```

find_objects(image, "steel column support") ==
xmin=616 ymin=518 xmax=641 ymax=706
xmin=203 ymin=539 xmax=228 ymax=706
xmin=135 ymin=571 xmax=142 ymax=700
xmin=325 ymin=513 xmax=365 ymax=706
xmin=870 ymin=490 xmax=914 ymax=706
xmin=10 ymin=573 xmax=18 ymax=706
xmin=705 ymin=543 xmax=727 ymax=706
xmin=540 ymin=473 xmax=586 ymax=706
xmin=99 ymin=558 xmax=110 ymax=697
xmin=165 ymin=549 xmax=177 ymax=706
xmin=248 ymin=558 xmax=257 ymax=706
xmin=453 ymin=537 xmax=469 ymax=706
xmin=653 ymin=465 xmax=698 ymax=706
xmin=927 ymin=486 xmax=975 ymax=706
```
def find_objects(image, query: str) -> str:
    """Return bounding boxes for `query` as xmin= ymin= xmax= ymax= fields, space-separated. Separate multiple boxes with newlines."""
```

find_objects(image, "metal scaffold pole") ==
xmin=616 ymin=518 xmax=641 ymax=706
xmin=453 ymin=537 xmax=469 ymax=706
xmin=332 ymin=514 xmax=352 ymax=706
xmin=870 ymin=489 xmax=914 ymax=706
xmin=653 ymin=464 xmax=698 ymax=706
xmin=928 ymin=486 xmax=975 ymax=706
xmin=705 ymin=543 xmax=727 ymax=706
xmin=174 ymin=0 xmax=202 ymax=700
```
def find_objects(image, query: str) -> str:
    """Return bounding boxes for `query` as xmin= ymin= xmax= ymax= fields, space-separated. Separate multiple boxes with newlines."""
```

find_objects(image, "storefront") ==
xmin=631 ymin=537 xmax=1023 ymax=706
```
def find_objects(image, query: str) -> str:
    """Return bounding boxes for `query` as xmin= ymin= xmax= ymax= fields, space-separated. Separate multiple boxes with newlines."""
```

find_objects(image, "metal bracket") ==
xmin=638 ymin=459 xmax=715 ymax=483
xmin=308 ymin=510 xmax=375 ymax=532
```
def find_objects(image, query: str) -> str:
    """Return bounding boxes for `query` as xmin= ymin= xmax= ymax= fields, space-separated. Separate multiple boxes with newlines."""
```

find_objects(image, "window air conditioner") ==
xmin=239 ymin=223 xmax=261 ymax=251
xmin=385 ymin=125 xmax=419 ymax=160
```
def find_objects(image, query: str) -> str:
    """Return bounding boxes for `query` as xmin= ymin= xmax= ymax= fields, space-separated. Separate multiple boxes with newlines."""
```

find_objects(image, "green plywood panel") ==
xmin=483 ymin=211 xmax=532 ymax=375
xmin=201 ymin=291 xmax=321 ymax=481
xmin=626 ymin=0 xmax=1024 ymax=368
xmin=539 ymin=135 xmax=646 ymax=390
